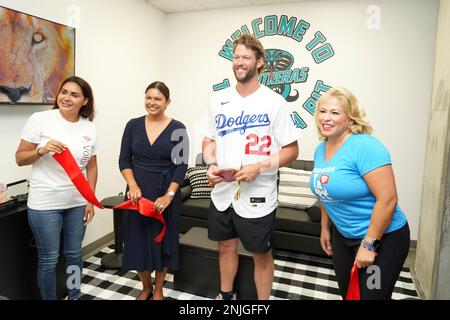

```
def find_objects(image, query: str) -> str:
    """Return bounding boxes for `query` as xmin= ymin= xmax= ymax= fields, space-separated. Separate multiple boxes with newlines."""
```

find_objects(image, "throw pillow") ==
xmin=185 ymin=166 xmax=213 ymax=199
xmin=278 ymin=167 xmax=318 ymax=210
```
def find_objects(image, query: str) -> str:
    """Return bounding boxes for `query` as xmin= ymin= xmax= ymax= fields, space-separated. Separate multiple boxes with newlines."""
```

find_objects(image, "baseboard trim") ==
xmin=82 ymin=232 xmax=114 ymax=259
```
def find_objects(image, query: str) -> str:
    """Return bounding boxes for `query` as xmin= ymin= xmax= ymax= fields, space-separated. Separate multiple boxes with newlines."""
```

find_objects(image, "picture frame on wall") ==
xmin=0 ymin=5 xmax=75 ymax=105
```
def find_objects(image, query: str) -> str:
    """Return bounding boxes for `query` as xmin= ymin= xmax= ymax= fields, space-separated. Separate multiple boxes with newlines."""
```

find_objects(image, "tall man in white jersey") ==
xmin=202 ymin=34 xmax=299 ymax=300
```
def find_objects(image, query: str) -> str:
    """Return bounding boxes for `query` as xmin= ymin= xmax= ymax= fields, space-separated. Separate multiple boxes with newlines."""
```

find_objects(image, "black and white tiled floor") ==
xmin=80 ymin=245 xmax=419 ymax=300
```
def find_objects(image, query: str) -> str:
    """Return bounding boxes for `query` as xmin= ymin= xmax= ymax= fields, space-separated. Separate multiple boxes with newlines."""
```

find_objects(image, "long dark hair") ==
xmin=53 ymin=76 xmax=95 ymax=121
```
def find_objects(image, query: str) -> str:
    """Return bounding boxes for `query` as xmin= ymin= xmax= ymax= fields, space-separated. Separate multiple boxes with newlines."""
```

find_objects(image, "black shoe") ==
xmin=215 ymin=292 xmax=237 ymax=300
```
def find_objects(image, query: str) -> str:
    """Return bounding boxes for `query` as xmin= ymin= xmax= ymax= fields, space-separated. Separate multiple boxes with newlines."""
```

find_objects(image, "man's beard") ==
xmin=234 ymin=65 xmax=258 ymax=83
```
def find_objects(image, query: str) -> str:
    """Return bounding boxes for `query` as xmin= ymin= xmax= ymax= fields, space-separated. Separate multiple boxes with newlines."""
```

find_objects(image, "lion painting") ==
xmin=0 ymin=6 xmax=74 ymax=104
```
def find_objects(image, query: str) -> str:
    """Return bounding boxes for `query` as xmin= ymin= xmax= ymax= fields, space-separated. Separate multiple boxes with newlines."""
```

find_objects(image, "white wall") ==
xmin=164 ymin=0 xmax=438 ymax=240
xmin=0 ymin=0 xmax=438 ymax=243
xmin=0 ymin=0 xmax=166 ymax=246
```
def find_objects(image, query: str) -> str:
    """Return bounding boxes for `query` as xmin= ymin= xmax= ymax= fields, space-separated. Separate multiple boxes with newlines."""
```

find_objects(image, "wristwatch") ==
xmin=361 ymin=236 xmax=381 ymax=252
xmin=167 ymin=190 xmax=175 ymax=198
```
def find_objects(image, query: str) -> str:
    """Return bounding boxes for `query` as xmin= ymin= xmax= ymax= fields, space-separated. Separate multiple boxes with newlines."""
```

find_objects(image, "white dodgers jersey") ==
xmin=204 ymin=85 xmax=299 ymax=218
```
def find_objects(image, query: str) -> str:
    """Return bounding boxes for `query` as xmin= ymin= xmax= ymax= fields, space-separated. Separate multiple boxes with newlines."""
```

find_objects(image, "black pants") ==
xmin=331 ymin=223 xmax=410 ymax=300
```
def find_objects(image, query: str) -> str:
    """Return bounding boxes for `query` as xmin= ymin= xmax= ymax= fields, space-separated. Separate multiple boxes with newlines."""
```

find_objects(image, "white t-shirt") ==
xmin=204 ymin=85 xmax=300 ymax=218
xmin=21 ymin=109 xmax=98 ymax=210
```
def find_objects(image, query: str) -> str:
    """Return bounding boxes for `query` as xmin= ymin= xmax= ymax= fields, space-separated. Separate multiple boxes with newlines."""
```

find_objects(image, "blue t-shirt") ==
xmin=309 ymin=134 xmax=407 ymax=239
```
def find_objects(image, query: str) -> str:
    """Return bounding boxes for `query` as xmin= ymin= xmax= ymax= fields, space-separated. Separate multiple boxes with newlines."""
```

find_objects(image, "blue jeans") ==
xmin=28 ymin=205 xmax=86 ymax=300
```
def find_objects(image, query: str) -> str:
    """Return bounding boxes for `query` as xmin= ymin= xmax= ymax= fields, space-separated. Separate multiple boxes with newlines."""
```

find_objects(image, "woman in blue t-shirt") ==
xmin=310 ymin=87 xmax=410 ymax=300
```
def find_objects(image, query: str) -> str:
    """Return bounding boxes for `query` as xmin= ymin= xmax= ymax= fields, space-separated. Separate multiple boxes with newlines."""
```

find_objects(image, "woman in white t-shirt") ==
xmin=15 ymin=76 xmax=98 ymax=300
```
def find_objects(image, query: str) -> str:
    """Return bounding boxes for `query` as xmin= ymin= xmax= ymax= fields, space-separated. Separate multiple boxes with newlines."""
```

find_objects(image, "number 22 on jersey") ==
xmin=245 ymin=134 xmax=272 ymax=155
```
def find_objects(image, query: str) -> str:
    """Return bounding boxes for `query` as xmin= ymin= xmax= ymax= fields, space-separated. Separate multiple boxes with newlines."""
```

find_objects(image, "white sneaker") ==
xmin=215 ymin=292 xmax=237 ymax=300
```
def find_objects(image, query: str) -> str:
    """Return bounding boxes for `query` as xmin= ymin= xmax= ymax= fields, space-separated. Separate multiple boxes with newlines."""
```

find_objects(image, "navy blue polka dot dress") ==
xmin=119 ymin=116 xmax=189 ymax=272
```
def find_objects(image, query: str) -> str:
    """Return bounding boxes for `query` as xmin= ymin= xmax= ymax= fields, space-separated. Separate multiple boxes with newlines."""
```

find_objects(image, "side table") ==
xmin=100 ymin=195 xmax=125 ymax=269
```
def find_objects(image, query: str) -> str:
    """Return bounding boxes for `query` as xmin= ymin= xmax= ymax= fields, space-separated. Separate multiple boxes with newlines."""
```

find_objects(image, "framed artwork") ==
xmin=0 ymin=6 xmax=75 ymax=105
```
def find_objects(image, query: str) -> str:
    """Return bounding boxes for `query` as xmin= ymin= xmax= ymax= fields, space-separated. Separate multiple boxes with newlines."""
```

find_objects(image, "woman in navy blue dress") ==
xmin=119 ymin=81 xmax=189 ymax=300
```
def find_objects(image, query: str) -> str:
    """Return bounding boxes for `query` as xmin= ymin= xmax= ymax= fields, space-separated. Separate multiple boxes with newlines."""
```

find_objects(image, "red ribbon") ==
xmin=53 ymin=148 xmax=104 ymax=209
xmin=345 ymin=263 xmax=360 ymax=300
xmin=113 ymin=197 xmax=166 ymax=243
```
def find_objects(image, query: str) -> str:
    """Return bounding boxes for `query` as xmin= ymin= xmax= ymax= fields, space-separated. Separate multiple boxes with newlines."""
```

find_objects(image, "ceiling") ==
xmin=145 ymin=0 xmax=310 ymax=14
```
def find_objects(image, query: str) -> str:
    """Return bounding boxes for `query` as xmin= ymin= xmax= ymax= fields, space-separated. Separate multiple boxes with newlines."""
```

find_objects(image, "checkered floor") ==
xmin=80 ymin=245 xmax=419 ymax=300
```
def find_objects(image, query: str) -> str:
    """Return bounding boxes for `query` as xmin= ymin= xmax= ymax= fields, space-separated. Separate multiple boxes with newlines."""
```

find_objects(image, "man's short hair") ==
xmin=233 ymin=34 xmax=266 ymax=74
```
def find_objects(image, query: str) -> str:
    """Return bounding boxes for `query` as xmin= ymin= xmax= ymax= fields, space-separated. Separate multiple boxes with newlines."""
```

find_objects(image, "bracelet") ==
xmin=36 ymin=147 xmax=43 ymax=157
xmin=360 ymin=239 xmax=376 ymax=252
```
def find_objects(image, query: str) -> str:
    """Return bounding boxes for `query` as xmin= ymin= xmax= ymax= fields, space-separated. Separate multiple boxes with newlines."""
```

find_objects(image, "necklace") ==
xmin=146 ymin=117 xmax=169 ymax=131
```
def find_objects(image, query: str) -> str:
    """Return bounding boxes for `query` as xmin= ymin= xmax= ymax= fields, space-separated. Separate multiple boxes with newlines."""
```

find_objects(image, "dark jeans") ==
xmin=331 ymin=223 xmax=410 ymax=300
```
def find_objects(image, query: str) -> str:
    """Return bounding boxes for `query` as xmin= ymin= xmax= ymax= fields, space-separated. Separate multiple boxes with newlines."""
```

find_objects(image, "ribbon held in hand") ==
xmin=113 ymin=197 xmax=166 ymax=243
xmin=345 ymin=263 xmax=360 ymax=300
xmin=53 ymin=148 xmax=104 ymax=209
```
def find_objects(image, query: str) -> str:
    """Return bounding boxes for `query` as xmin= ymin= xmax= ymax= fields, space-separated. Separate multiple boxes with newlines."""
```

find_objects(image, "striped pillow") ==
xmin=278 ymin=167 xmax=318 ymax=209
xmin=186 ymin=166 xmax=212 ymax=199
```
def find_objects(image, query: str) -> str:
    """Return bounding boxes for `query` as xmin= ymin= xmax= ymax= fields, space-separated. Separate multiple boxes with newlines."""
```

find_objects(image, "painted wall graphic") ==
xmin=213 ymin=15 xmax=335 ymax=129
xmin=0 ymin=6 xmax=75 ymax=105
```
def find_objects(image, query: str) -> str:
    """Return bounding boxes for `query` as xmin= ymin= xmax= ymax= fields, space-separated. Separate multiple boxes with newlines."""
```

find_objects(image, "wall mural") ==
xmin=213 ymin=15 xmax=334 ymax=130
xmin=0 ymin=6 xmax=75 ymax=105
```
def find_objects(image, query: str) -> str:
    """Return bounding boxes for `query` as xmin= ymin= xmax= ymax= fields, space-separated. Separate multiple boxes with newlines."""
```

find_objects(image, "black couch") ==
xmin=179 ymin=155 xmax=327 ymax=257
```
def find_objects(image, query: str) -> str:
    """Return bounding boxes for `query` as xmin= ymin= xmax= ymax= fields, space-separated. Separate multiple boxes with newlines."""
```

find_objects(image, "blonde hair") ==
xmin=314 ymin=87 xmax=373 ymax=140
xmin=233 ymin=34 xmax=266 ymax=74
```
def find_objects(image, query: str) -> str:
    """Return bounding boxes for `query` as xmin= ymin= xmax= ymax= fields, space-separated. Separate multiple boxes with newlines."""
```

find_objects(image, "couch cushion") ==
xmin=181 ymin=199 xmax=320 ymax=236
xmin=181 ymin=198 xmax=321 ymax=235
xmin=286 ymin=159 xmax=314 ymax=171
xmin=181 ymin=198 xmax=211 ymax=220
xmin=275 ymin=207 xmax=320 ymax=237
xmin=185 ymin=166 xmax=213 ymax=199
xmin=180 ymin=185 xmax=192 ymax=201
xmin=278 ymin=167 xmax=318 ymax=210
xmin=307 ymin=205 xmax=321 ymax=222
xmin=195 ymin=153 xmax=206 ymax=166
